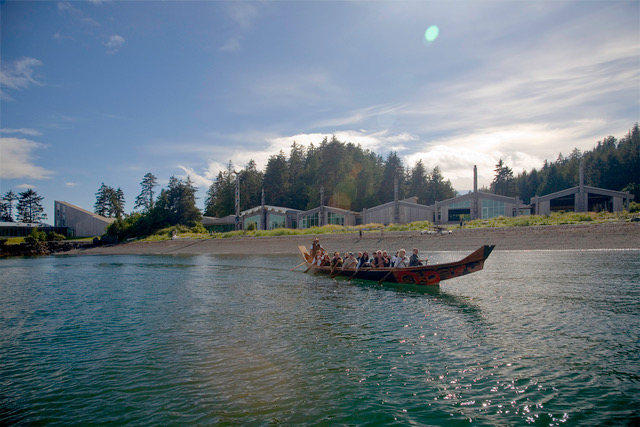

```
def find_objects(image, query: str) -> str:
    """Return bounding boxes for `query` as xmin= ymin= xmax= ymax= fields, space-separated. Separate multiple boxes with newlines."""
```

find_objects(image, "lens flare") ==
xmin=424 ymin=25 xmax=439 ymax=42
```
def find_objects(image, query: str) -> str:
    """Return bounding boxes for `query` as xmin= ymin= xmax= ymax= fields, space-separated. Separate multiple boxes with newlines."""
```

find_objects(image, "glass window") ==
xmin=327 ymin=212 xmax=344 ymax=226
xmin=269 ymin=214 xmax=286 ymax=229
xmin=481 ymin=199 xmax=505 ymax=219
xmin=301 ymin=212 xmax=319 ymax=229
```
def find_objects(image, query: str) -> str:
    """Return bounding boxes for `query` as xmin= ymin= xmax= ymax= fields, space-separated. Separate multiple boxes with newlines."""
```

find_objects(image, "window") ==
xmin=269 ymin=214 xmax=286 ymax=229
xmin=301 ymin=212 xmax=319 ymax=229
xmin=327 ymin=212 xmax=344 ymax=226
xmin=481 ymin=199 xmax=505 ymax=219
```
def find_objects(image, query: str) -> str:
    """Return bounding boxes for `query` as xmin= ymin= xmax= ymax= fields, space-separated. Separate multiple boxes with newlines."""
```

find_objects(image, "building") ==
xmin=428 ymin=166 xmax=529 ymax=224
xmin=361 ymin=197 xmax=433 ymax=225
xmin=0 ymin=222 xmax=70 ymax=238
xmin=202 ymin=215 xmax=236 ymax=232
xmin=298 ymin=205 xmax=358 ymax=229
xmin=54 ymin=201 xmax=115 ymax=237
xmin=530 ymin=159 xmax=634 ymax=215
xmin=242 ymin=205 xmax=302 ymax=230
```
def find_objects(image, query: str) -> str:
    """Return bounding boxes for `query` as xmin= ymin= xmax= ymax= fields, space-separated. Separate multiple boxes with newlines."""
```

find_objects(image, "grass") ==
xmin=462 ymin=211 xmax=635 ymax=228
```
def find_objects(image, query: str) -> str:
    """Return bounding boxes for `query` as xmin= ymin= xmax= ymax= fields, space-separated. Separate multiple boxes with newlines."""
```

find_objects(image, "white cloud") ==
xmin=0 ymin=137 xmax=54 ymax=180
xmin=1 ymin=128 xmax=42 ymax=137
xmin=65 ymin=182 xmax=79 ymax=187
xmin=0 ymin=57 xmax=43 ymax=100
xmin=105 ymin=35 xmax=125 ymax=54
xmin=16 ymin=183 xmax=37 ymax=189
xmin=177 ymin=160 xmax=227 ymax=190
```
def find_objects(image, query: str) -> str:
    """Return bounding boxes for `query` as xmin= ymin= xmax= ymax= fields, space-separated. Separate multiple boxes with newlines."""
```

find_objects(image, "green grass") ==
xmin=462 ymin=211 xmax=633 ymax=228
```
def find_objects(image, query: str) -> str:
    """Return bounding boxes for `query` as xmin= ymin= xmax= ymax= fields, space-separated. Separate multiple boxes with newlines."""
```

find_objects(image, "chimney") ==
xmin=473 ymin=165 xmax=478 ymax=194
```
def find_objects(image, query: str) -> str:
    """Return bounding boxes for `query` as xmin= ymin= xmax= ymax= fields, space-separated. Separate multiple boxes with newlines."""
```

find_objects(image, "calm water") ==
xmin=1 ymin=249 xmax=639 ymax=426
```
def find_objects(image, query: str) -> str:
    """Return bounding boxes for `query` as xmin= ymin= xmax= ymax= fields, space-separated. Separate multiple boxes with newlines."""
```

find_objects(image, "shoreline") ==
xmin=62 ymin=222 xmax=640 ymax=256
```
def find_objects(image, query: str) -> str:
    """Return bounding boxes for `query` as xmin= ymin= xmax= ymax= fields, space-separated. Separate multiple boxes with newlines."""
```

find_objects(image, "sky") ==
xmin=1 ymin=0 xmax=639 ymax=223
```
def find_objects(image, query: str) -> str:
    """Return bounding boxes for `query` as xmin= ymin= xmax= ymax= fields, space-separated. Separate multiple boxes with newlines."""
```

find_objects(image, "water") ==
xmin=1 ymin=249 xmax=639 ymax=425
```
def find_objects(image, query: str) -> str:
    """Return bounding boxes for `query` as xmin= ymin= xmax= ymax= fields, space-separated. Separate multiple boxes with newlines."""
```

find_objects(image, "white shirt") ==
xmin=394 ymin=256 xmax=409 ymax=268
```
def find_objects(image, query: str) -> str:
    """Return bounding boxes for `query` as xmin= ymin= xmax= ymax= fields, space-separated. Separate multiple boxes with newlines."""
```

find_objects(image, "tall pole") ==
xmin=319 ymin=186 xmax=325 ymax=226
xmin=393 ymin=175 xmax=399 ymax=224
xmin=234 ymin=171 xmax=240 ymax=230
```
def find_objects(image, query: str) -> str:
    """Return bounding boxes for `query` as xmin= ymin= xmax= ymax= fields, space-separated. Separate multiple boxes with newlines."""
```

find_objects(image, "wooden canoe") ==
xmin=298 ymin=245 xmax=495 ymax=286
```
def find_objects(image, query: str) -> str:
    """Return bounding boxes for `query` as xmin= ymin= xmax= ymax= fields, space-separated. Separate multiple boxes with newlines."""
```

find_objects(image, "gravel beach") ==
xmin=66 ymin=222 xmax=640 ymax=256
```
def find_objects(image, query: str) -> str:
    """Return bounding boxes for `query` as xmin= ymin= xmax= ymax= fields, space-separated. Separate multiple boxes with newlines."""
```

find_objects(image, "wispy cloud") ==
xmin=0 ymin=137 xmax=54 ymax=180
xmin=0 ymin=57 xmax=43 ymax=100
xmin=219 ymin=2 xmax=260 ymax=52
xmin=57 ymin=1 xmax=100 ymax=26
xmin=65 ymin=182 xmax=80 ymax=187
xmin=1 ymin=128 xmax=43 ymax=137
xmin=105 ymin=35 xmax=125 ymax=54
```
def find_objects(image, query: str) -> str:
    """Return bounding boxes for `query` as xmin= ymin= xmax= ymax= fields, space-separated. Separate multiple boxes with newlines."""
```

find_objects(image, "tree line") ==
xmin=204 ymin=136 xmax=457 ymax=217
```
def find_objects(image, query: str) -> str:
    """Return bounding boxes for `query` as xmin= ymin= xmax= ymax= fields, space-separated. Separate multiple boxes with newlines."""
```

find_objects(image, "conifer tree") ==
xmin=17 ymin=189 xmax=47 ymax=223
xmin=134 ymin=172 xmax=158 ymax=212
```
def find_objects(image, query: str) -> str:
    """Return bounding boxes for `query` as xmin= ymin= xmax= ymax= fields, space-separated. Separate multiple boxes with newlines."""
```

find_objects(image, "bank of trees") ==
xmin=106 ymin=174 xmax=201 ymax=240
xmin=204 ymin=136 xmax=456 ymax=217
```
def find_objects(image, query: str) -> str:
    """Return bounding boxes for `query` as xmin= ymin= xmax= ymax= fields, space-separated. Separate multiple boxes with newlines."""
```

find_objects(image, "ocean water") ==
xmin=1 ymin=249 xmax=639 ymax=426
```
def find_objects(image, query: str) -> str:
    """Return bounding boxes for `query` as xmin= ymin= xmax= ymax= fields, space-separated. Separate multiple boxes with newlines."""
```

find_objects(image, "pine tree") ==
xmin=94 ymin=183 xmax=110 ymax=217
xmin=1 ymin=190 xmax=18 ymax=222
xmin=16 ymin=189 xmax=47 ymax=223
xmin=134 ymin=172 xmax=158 ymax=212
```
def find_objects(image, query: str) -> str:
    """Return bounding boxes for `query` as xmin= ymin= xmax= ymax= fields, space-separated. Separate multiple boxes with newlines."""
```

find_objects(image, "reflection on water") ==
xmin=1 ymin=250 xmax=639 ymax=425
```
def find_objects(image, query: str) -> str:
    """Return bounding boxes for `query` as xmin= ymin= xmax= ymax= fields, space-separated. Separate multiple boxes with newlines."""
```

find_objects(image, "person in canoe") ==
xmin=393 ymin=249 xmax=409 ymax=267
xmin=342 ymin=252 xmax=358 ymax=270
xmin=409 ymin=248 xmax=427 ymax=266
xmin=310 ymin=238 xmax=322 ymax=258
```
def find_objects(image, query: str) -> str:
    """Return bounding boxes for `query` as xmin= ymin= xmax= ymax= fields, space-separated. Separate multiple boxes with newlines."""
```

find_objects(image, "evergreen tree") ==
xmin=408 ymin=160 xmax=428 ymax=204
xmin=1 ymin=190 xmax=18 ymax=222
xmin=378 ymin=151 xmax=404 ymax=203
xmin=134 ymin=172 xmax=158 ymax=212
xmin=157 ymin=176 xmax=201 ymax=226
xmin=425 ymin=166 xmax=456 ymax=203
xmin=263 ymin=151 xmax=289 ymax=206
xmin=240 ymin=160 xmax=264 ymax=210
xmin=287 ymin=142 xmax=308 ymax=210
xmin=16 ymin=189 xmax=47 ymax=223
xmin=491 ymin=159 xmax=516 ymax=196
xmin=204 ymin=162 xmax=236 ymax=217
xmin=94 ymin=183 xmax=110 ymax=217
xmin=94 ymin=183 xmax=125 ymax=218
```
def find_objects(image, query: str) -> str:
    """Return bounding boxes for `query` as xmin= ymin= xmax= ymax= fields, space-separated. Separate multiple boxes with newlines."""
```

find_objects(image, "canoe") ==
xmin=298 ymin=245 xmax=495 ymax=286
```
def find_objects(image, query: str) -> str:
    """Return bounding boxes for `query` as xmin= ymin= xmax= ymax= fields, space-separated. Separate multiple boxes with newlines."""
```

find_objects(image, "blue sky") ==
xmin=1 ymin=0 xmax=638 ymax=222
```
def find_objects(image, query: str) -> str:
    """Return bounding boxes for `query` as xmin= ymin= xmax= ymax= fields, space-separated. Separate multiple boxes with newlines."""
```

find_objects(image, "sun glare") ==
xmin=424 ymin=25 xmax=439 ymax=43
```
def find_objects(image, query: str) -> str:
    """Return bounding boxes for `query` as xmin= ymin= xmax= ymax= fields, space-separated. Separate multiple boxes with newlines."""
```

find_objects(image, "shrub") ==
xmin=46 ymin=232 xmax=66 ymax=241
xmin=25 ymin=228 xmax=46 ymax=244
xmin=190 ymin=222 xmax=207 ymax=234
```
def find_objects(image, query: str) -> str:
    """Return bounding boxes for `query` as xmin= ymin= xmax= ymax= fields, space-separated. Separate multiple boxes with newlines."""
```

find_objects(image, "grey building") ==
xmin=54 ymin=201 xmax=115 ymax=237
xmin=242 ymin=205 xmax=302 ymax=230
xmin=361 ymin=197 xmax=433 ymax=225
xmin=298 ymin=205 xmax=358 ymax=229
xmin=530 ymin=159 xmax=634 ymax=215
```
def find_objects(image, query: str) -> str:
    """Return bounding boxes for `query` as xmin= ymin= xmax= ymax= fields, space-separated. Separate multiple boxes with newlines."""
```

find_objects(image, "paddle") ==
xmin=290 ymin=261 xmax=306 ymax=271
xmin=376 ymin=269 xmax=394 ymax=286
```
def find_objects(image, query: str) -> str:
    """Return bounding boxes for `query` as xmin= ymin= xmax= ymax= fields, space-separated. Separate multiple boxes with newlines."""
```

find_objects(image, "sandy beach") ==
xmin=65 ymin=222 xmax=640 ymax=256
